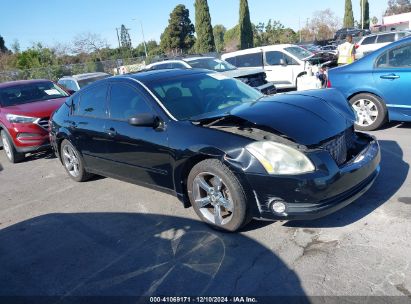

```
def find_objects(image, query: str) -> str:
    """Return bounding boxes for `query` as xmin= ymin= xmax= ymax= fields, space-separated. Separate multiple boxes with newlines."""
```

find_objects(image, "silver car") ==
xmin=57 ymin=72 xmax=110 ymax=93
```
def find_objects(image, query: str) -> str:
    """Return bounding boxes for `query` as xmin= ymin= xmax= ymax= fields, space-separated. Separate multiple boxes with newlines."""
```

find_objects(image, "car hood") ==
xmin=220 ymin=68 xmax=265 ymax=78
xmin=200 ymin=89 xmax=355 ymax=146
xmin=2 ymin=97 xmax=67 ymax=118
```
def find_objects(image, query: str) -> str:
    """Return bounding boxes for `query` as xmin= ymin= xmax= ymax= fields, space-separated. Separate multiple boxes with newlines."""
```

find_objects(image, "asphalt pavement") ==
xmin=0 ymin=123 xmax=410 ymax=301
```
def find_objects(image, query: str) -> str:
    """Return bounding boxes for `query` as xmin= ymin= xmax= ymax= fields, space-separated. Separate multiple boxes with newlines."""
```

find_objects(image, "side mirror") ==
xmin=128 ymin=113 xmax=159 ymax=128
xmin=279 ymin=58 xmax=287 ymax=66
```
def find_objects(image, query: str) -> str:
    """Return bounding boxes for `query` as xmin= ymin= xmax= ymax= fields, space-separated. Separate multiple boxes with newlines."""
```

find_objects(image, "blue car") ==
xmin=328 ymin=35 xmax=411 ymax=131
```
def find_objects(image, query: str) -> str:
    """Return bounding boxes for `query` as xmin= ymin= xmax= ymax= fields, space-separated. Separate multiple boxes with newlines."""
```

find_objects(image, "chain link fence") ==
xmin=0 ymin=57 xmax=146 ymax=83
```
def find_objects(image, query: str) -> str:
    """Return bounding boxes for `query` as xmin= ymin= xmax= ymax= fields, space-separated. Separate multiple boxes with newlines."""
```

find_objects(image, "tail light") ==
xmin=355 ymin=44 xmax=359 ymax=49
xmin=327 ymin=79 xmax=332 ymax=88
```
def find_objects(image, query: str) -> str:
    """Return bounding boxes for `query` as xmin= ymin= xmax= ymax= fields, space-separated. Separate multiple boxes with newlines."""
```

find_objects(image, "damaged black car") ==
xmin=49 ymin=69 xmax=380 ymax=231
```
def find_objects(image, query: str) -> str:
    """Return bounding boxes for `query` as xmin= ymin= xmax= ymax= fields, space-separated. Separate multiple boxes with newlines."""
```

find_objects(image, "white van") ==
xmin=221 ymin=44 xmax=314 ymax=89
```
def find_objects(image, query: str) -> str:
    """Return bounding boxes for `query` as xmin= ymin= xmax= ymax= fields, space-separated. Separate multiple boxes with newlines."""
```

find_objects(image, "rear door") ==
xmin=69 ymin=83 xmax=109 ymax=172
xmin=373 ymin=42 xmax=411 ymax=117
xmin=104 ymin=81 xmax=172 ymax=189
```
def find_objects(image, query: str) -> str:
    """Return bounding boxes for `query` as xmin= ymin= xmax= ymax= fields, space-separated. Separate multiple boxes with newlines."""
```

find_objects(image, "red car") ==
xmin=0 ymin=80 xmax=69 ymax=163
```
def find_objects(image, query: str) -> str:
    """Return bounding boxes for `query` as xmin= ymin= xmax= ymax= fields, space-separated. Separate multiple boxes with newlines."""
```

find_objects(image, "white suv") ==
xmin=146 ymin=57 xmax=276 ymax=95
xmin=356 ymin=31 xmax=411 ymax=59
xmin=221 ymin=44 xmax=314 ymax=90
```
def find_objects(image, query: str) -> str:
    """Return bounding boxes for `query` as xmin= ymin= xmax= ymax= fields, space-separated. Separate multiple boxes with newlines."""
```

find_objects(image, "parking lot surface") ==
xmin=0 ymin=123 xmax=410 ymax=299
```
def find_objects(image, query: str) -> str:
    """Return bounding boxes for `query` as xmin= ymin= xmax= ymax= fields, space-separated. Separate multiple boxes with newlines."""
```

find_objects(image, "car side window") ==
xmin=234 ymin=53 xmax=263 ymax=68
xmin=224 ymin=57 xmax=236 ymax=66
xmin=65 ymin=80 xmax=78 ymax=91
xmin=109 ymin=83 xmax=153 ymax=120
xmin=151 ymin=63 xmax=172 ymax=70
xmin=376 ymin=43 xmax=411 ymax=68
xmin=77 ymin=84 xmax=108 ymax=118
xmin=361 ymin=36 xmax=376 ymax=45
xmin=266 ymin=51 xmax=298 ymax=65
xmin=377 ymin=33 xmax=395 ymax=43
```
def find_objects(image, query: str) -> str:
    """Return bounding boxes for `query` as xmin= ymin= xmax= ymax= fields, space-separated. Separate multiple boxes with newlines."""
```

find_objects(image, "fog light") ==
xmin=271 ymin=200 xmax=287 ymax=214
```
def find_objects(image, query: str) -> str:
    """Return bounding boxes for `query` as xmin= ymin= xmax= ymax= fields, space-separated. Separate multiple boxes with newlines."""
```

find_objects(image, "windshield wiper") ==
xmin=192 ymin=116 xmax=230 ymax=127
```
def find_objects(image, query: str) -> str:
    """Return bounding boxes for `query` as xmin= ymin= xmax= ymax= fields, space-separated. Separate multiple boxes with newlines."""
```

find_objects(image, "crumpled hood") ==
xmin=3 ymin=97 xmax=67 ymax=118
xmin=227 ymin=89 xmax=355 ymax=146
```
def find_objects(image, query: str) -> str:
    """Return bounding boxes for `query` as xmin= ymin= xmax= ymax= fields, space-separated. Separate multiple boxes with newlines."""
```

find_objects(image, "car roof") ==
xmin=222 ymin=44 xmax=296 ymax=57
xmin=120 ymin=68 xmax=212 ymax=83
xmin=0 ymin=79 xmax=52 ymax=89
xmin=60 ymin=72 xmax=109 ymax=80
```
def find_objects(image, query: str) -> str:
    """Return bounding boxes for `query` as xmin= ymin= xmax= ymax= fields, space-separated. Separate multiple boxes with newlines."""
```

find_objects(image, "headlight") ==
xmin=6 ymin=114 xmax=37 ymax=124
xmin=246 ymin=141 xmax=315 ymax=175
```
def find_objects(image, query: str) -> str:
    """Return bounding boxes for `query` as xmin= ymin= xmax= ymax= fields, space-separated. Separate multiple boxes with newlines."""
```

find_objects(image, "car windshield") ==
xmin=148 ymin=73 xmax=263 ymax=120
xmin=187 ymin=58 xmax=237 ymax=72
xmin=284 ymin=46 xmax=313 ymax=60
xmin=77 ymin=75 xmax=109 ymax=88
xmin=0 ymin=82 xmax=68 ymax=107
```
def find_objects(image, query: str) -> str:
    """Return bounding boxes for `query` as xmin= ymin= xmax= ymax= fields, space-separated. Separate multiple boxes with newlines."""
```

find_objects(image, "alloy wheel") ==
xmin=352 ymin=99 xmax=379 ymax=127
xmin=192 ymin=172 xmax=234 ymax=226
xmin=62 ymin=144 xmax=80 ymax=177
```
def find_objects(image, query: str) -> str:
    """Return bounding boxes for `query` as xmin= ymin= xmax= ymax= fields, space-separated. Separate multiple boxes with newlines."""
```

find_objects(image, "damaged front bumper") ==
xmin=244 ymin=133 xmax=380 ymax=221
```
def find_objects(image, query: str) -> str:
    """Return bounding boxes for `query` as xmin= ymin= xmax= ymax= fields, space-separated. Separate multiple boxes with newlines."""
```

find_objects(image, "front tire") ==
xmin=187 ymin=159 xmax=250 ymax=232
xmin=349 ymin=93 xmax=387 ymax=131
xmin=60 ymin=139 xmax=92 ymax=182
xmin=1 ymin=130 xmax=25 ymax=163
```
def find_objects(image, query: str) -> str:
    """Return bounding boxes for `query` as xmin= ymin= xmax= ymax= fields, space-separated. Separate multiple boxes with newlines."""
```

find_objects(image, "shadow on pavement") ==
xmin=286 ymin=140 xmax=408 ymax=228
xmin=0 ymin=213 xmax=306 ymax=299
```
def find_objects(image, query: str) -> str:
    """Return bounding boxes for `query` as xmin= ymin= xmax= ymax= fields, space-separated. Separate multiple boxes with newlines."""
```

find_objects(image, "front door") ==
xmin=373 ymin=42 xmax=411 ymax=119
xmin=264 ymin=51 xmax=297 ymax=88
xmin=104 ymin=81 xmax=173 ymax=190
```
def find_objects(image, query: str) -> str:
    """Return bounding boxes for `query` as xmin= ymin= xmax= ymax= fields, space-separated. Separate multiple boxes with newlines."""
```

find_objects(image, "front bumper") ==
xmin=245 ymin=133 xmax=380 ymax=221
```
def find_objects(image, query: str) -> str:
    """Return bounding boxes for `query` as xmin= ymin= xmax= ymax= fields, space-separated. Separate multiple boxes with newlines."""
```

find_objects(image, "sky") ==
xmin=0 ymin=0 xmax=388 ymax=50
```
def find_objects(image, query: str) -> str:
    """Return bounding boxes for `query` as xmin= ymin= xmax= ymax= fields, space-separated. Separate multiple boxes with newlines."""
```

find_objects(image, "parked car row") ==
xmin=146 ymin=56 xmax=277 ymax=95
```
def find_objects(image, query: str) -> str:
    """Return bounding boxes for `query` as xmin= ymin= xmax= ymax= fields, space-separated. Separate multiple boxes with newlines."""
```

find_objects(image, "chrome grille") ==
xmin=36 ymin=117 xmax=50 ymax=130
xmin=322 ymin=128 xmax=355 ymax=166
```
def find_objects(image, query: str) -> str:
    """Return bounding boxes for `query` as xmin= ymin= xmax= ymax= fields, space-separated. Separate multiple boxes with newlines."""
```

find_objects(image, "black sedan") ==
xmin=50 ymin=69 xmax=380 ymax=231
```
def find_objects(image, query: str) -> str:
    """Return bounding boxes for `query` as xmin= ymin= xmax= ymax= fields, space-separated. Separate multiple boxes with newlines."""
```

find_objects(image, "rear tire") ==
xmin=187 ymin=159 xmax=251 ymax=232
xmin=60 ymin=139 xmax=92 ymax=182
xmin=1 ymin=130 xmax=25 ymax=163
xmin=349 ymin=93 xmax=387 ymax=131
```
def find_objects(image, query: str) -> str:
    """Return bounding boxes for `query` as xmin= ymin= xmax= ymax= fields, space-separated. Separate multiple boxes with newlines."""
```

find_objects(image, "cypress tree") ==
xmin=239 ymin=0 xmax=253 ymax=49
xmin=194 ymin=0 xmax=216 ymax=53
xmin=344 ymin=0 xmax=355 ymax=28
xmin=364 ymin=0 xmax=370 ymax=29
xmin=160 ymin=4 xmax=196 ymax=54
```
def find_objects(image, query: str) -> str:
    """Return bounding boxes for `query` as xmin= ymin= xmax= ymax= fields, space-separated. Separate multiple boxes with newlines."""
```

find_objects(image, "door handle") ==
xmin=105 ymin=128 xmax=117 ymax=137
xmin=380 ymin=74 xmax=400 ymax=80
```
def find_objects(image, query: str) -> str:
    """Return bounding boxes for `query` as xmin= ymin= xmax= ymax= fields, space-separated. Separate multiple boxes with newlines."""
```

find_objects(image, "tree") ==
xmin=298 ymin=10 xmax=341 ymax=42
xmin=224 ymin=25 xmax=240 ymax=52
xmin=72 ymin=32 xmax=109 ymax=61
xmin=213 ymin=25 xmax=226 ymax=52
xmin=254 ymin=20 xmax=298 ymax=46
xmin=371 ymin=16 xmax=379 ymax=25
xmin=239 ymin=0 xmax=253 ymax=49
xmin=160 ymin=4 xmax=196 ymax=54
xmin=344 ymin=0 xmax=355 ymax=28
xmin=385 ymin=0 xmax=411 ymax=15
xmin=120 ymin=24 xmax=132 ymax=49
xmin=360 ymin=0 xmax=370 ymax=29
xmin=0 ymin=35 xmax=8 ymax=53
xmin=194 ymin=0 xmax=215 ymax=53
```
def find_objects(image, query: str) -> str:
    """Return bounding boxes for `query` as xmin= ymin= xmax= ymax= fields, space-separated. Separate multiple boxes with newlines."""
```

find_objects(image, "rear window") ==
xmin=77 ymin=75 xmax=109 ymax=89
xmin=0 ymin=82 xmax=68 ymax=107
xmin=377 ymin=33 xmax=395 ymax=43
xmin=361 ymin=36 xmax=377 ymax=45
xmin=229 ymin=52 xmax=263 ymax=68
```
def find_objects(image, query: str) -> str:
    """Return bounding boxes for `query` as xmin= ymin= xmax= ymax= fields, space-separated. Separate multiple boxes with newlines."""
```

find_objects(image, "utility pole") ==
xmin=133 ymin=18 xmax=148 ymax=58
xmin=115 ymin=28 xmax=121 ymax=49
